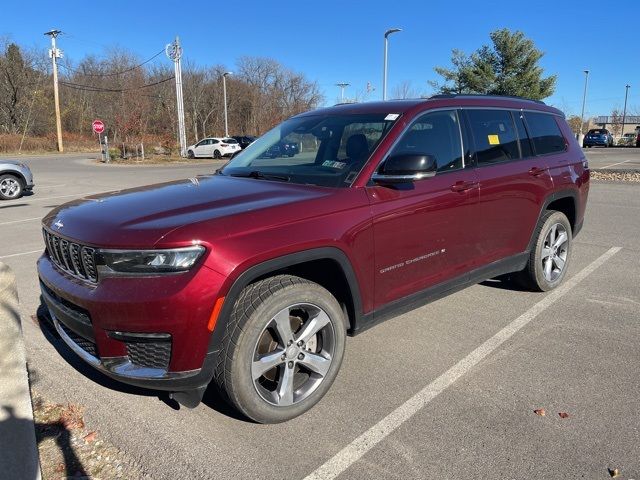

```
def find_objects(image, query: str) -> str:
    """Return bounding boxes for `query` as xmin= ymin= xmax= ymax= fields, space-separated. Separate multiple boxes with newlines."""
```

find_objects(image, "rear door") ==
xmin=367 ymin=109 xmax=480 ymax=308
xmin=464 ymin=109 xmax=554 ymax=265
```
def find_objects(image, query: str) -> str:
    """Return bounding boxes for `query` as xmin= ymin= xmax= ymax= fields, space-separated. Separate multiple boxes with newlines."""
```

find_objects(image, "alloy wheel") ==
xmin=251 ymin=303 xmax=335 ymax=407
xmin=0 ymin=177 xmax=20 ymax=198
xmin=541 ymin=223 xmax=568 ymax=282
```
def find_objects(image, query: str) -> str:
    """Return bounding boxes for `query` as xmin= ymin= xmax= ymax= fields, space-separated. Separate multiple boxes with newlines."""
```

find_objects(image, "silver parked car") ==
xmin=0 ymin=160 xmax=34 ymax=200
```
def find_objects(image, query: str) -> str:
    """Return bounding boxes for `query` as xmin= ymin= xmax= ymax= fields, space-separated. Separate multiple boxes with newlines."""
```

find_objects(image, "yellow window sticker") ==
xmin=488 ymin=134 xmax=500 ymax=145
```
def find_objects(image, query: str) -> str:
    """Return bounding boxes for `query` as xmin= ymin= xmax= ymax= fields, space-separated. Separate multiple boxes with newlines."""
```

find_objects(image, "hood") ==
xmin=43 ymin=175 xmax=332 ymax=248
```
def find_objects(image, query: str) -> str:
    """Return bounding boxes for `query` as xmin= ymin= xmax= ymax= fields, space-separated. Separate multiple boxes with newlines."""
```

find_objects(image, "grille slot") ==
xmin=59 ymin=322 xmax=98 ymax=358
xmin=126 ymin=341 xmax=171 ymax=370
xmin=44 ymin=229 xmax=98 ymax=283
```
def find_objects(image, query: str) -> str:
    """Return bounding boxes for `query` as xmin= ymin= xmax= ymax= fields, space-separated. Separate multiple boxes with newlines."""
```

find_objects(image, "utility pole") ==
xmin=622 ymin=84 xmax=630 ymax=137
xmin=44 ymin=29 xmax=64 ymax=152
xmin=166 ymin=37 xmax=187 ymax=157
xmin=335 ymin=82 xmax=350 ymax=103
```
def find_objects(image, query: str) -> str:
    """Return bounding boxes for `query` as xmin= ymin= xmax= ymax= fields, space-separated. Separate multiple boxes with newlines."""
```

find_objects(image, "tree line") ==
xmin=0 ymin=38 xmax=323 ymax=151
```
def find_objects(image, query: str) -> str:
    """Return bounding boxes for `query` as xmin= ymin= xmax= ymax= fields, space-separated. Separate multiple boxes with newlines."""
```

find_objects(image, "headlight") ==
xmin=98 ymin=246 xmax=205 ymax=274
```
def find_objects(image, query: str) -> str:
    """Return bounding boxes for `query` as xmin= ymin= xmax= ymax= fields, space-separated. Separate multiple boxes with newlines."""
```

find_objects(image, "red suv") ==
xmin=38 ymin=95 xmax=589 ymax=423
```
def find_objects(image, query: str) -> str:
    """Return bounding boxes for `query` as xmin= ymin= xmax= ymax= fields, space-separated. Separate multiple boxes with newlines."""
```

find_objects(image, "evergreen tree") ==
xmin=431 ymin=29 xmax=556 ymax=100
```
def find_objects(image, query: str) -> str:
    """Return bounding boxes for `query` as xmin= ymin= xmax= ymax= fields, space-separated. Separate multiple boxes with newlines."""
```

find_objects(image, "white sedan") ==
xmin=187 ymin=137 xmax=241 ymax=159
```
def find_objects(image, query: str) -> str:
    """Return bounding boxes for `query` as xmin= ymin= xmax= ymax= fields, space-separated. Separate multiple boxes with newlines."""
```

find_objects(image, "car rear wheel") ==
xmin=213 ymin=275 xmax=346 ymax=423
xmin=0 ymin=174 xmax=24 ymax=200
xmin=517 ymin=210 xmax=572 ymax=292
xmin=213 ymin=150 xmax=221 ymax=159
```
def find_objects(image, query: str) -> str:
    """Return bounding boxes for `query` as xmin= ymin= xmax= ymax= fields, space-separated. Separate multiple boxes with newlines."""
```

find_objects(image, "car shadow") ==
xmin=479 ymin=274 xmax=530 ymax=292
xmin=36 ymin=300 xmax=250 ymax=421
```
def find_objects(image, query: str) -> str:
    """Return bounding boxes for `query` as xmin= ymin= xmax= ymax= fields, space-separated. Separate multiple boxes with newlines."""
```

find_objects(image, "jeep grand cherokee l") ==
xmin=38 ymin=95 xmax=589 ymax=423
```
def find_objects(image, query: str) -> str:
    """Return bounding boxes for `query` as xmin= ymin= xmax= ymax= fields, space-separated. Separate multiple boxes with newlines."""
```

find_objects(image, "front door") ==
xmin=367 ymin=109 xmax=480 ymax=309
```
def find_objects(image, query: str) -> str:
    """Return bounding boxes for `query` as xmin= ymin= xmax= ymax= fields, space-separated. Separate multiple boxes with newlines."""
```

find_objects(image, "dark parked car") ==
xmin=231 ymin=135 xmax=257 ymax=149
xmin=583 ymin=128 xmax=614 ymax=148
xmin=38 ymin=95 xmax=589 ymax=423
xmin=261 ymin=141 xmax=300 ymax=158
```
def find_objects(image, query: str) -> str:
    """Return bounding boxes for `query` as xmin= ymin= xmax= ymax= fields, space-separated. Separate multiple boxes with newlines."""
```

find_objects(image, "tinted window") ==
xmin=524 ymin=112 xmax=566 ymax=155
xmin=390 ymin=110 xmax=462 ymax=172
xmin=514 ymin=112 xmax=533 ymax=158
xmin=466 ymin=109 xmax=519 ymax=165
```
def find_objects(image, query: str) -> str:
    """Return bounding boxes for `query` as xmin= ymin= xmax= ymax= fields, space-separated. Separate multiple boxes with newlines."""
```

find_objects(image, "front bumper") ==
xmin=38 ymin=254 xmax=226 ymax=391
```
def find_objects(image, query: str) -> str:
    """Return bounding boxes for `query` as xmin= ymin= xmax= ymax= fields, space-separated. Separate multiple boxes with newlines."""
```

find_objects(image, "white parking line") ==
xmin=0 ymin=217 xmax=41 ymax=226
xmin=598 ymin=160 xmax=630 ymax=169
xmin=304 ymin=246 xmax=622 ymax=480
xmin=0 ymin=249 xmax=43 ymax=260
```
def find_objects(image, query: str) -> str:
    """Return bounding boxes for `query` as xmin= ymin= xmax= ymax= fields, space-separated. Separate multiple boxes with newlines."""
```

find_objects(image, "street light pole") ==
xmin=382 ymin=28 xmax=401 ymax=101
xmin=579 ymin=69 xmax=589 ymax=141
xmin=622 ymin=84 xmax=630 ymax=137
xmin=223 ymin=72 xmax=232 ymax=137
xmin=335 ymin=82 xmax=350 ymax=102
xmin=44 ymin=29 xmax=63 ymax=152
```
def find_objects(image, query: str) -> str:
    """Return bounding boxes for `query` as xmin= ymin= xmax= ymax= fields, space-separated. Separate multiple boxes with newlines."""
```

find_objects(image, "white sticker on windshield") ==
xmin=385 ymin=113 xmax=400 ymax=121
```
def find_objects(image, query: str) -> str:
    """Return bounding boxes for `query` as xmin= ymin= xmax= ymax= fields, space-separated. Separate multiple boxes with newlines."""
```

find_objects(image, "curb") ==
xmin=0 ymin=262 xmax=41 ymax=479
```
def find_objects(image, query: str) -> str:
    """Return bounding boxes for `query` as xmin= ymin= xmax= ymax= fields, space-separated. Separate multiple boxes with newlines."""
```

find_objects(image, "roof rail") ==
xmin=429 ymin=94 xmax=546 ymax=105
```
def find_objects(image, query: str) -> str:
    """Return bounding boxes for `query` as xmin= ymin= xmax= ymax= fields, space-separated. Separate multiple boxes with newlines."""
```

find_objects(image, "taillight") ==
xmin=221 ymin=143 xmax=228 ymax=147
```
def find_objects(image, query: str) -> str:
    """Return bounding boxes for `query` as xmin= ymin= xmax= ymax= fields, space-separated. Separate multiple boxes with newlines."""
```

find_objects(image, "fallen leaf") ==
xmin=533 ymin=408 xmax=546 ymax=416
xmin=84 ymin=431 xmax=97 ymax=443
xmin=55 ymin=463 xmax=65 ymax=473
xmin=558 ymin=412 xmax=569 ymax=419
xmin=608 ymin=467 xmax=620 ymax=478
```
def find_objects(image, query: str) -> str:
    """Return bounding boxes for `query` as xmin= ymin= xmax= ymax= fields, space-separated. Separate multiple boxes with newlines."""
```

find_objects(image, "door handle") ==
xmin=529 ymin=167 xmax=546 ymax=177
xmin=450 ymin=181 xmax=478 ymax=192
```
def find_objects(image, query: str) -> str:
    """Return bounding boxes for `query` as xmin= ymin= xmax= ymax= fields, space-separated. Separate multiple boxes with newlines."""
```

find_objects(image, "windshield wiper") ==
xmin=229 ymin=171 xmax=290 ymax=182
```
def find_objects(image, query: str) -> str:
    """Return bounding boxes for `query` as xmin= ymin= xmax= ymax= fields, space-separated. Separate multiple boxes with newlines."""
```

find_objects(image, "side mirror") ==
xmin=372 ymin=154 xmax=437 ymax=184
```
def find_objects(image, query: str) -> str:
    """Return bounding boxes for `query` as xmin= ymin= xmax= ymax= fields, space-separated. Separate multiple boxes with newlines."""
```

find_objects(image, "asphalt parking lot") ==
xmin=1 ymin=151 xmax=639 ymax=479
xmin=584 ymin=146 xmax=640 ymax=170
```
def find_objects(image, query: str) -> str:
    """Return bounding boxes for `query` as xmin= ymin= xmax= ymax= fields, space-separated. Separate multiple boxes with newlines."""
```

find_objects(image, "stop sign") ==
xmin=92 ymin=120 xmax=105 ymax=134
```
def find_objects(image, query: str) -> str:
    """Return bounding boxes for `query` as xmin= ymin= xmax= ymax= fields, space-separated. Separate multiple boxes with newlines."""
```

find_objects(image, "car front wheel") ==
xmin=517 ymin=210 xmax=572 ymax=291
xmin=187 ymin=150 xmax=195 ymax=159
xmin=214 ymin=275 xmax=346 ymax=423
xmin=0 ymin=174 xmax=24 ymax=200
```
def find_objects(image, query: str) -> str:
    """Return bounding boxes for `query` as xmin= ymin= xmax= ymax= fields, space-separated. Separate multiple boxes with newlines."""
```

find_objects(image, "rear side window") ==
xmin=524 ymin=112 xmax=566 ymax=155
xmin=466 ymin=109 xmax=519 ymax=165
xmin=391 ymin=110 xmax=463 ymax=172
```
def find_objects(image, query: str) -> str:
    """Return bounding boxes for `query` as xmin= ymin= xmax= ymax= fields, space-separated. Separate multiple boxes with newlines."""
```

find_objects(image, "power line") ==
xmin=59 ymin=76 xmax=175 ymax=93
xmin=58 ymin=48 xmax=165 ymax=77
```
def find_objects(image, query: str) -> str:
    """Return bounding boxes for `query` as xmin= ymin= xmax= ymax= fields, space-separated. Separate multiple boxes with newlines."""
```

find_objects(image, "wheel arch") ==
xmin=0 ymin=169 xmax=26 ymax=185
xmin=527 ymin=190 xmax=578 ymax=253
xmin=207 ymin=247 xmax=363 ymax=354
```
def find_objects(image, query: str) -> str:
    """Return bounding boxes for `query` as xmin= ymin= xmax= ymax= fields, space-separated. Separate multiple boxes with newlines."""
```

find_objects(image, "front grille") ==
xmin=126 ymin=341 xmax=171 ymax=370
xmin=43 ymin=229 xmax=98 ymax=283
xmin=59 ymin=322 xmax=98 ymax=357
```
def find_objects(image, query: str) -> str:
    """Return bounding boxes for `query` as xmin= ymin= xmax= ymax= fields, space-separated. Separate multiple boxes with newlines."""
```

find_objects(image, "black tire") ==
xmin=213 ymin=150 xmax=221 ymax=159
xmin=0 ymin=174 xmax=24 ymax=200
xmin=213 ymin=275 xmax=346 ymax=423
xmin=187 ymin=150 xmax=195 ymax=159
xmin=516 ymin=210 xmax=572 ymax=292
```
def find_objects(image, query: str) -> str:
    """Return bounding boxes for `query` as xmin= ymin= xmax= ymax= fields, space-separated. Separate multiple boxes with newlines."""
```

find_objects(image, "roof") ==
xmin=299 ymin=94 xmax=562 ymax=118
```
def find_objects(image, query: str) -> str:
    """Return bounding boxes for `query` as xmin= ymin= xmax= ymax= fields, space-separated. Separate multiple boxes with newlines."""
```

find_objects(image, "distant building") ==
xmin=595 ymin=115 xmax=640 ymax=136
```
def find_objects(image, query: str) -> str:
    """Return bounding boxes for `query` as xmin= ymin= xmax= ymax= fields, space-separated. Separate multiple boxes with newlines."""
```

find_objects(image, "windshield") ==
xmin=220 ymin=113 xmax=398 ymax=188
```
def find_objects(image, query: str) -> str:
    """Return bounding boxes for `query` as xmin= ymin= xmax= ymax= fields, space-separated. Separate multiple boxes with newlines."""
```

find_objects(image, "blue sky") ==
xmin=2 ymin=0 xmax=638 ymax=118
